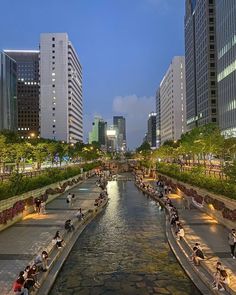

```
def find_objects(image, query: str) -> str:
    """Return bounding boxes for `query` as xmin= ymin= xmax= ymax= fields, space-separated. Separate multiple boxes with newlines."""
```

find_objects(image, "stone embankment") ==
xmin=134 ymin=176 xmax=236 ymax=295
xmin=35 ymin=197 xmax=108 ymax=295
xmin=0 ymin=173 xmax=109 ymax=295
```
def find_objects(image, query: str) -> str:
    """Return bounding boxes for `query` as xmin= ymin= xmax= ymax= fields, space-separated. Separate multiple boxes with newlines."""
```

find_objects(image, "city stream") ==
xmin=50 ymin=177 xmax=201 ymax=295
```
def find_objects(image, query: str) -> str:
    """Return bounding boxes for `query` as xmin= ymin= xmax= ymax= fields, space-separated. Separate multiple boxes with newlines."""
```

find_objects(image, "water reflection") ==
xmin=50 ymin=179 xmax=201 ymax=295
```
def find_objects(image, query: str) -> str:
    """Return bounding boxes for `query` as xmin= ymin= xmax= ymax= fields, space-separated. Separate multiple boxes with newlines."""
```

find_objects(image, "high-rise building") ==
xmin=185 ymin=0 xmax=218 ymax=130
xmin=4 ymin=50 xmax=39 ymax=139
xmin=89 ymin=116 xmax=107 ymax=147
xmin=0 ymin=52 xmax=17 ymax=131
xmin=156 ymin=88 xmax=161 ymax=148
xmin=106 ymin=125 xmax=118 ymax=153
xmin=159 ymin=56 xmax=186 ymax=144
xmin=40 ymin=33 xmax=83 ymax=143
xmin=147 ymin=112 xmax=157 ymax=148
xmin=113 ymin=116 xmax=126 ymax=152
xmin=216 ymin=0 xmax=236 ymax=137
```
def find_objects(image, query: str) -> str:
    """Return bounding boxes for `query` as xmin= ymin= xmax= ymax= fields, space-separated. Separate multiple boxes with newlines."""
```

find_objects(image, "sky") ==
xmin=0 ymin=0 xmax=185 ymax=149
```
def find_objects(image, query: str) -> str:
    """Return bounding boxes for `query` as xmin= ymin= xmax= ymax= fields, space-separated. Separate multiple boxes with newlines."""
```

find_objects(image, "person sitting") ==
xmin=212 ymin=262 xmax=226 ymax=291
xmin=64 ymin=219 xmax=75 ymax=232
xmin=24 ymin=265 xmax=40 ymax=290
xmin=53 ymin=231 xmax=64 ymax=248
xmin=176 ymin=224 xmax=185 ymax=241
xmin=219 ymin=269 xmax=230 ymax=291
xmin=191 ymin=246 xmax=205 ymax=266
xmin=13 ymin=271 xmax=27 ymax=295
xmin=75 ymin=208 xmax=84 ymax=221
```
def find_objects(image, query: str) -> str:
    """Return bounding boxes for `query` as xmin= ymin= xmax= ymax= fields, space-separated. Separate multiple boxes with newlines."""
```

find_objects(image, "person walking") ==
xmin=66 ymin=193 xmax=72 ymax=208
xmin=228 ymin=228 xmax=236 ymax=259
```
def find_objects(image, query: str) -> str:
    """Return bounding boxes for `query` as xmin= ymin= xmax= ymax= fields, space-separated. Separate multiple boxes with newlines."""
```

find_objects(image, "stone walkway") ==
xmin=149 ymin=179 xmax=236 ymax=294
xmin=0 ymin=177 xmax=100 ymax=295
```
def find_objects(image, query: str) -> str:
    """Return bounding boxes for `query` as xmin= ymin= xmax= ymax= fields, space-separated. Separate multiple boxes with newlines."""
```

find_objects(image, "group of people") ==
xmin=135 ymin=174 xmax=234 ymax=292
xmin=34 ymin=197 xmax=47 ymax=215
xmin=13 ymin=251 xmax=49 ymax=295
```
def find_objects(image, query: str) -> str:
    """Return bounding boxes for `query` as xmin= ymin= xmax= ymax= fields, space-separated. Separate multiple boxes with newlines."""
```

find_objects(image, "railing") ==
xmin=179 ymin=165 xmax=227 ymax=180
xmin=0 ymin=163 xmax=81 ymax=182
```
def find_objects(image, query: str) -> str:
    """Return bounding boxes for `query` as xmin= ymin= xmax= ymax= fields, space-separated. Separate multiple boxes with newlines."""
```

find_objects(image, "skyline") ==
xmin=0 ymin=0 xmax=185 ymax=148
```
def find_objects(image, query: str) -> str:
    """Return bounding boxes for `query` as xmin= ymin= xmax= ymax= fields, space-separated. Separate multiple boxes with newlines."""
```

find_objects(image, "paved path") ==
xmin=149 ymin=179 xmax=236 ymax=294
xmin=0 ymin=177 xmax=100 ymax=295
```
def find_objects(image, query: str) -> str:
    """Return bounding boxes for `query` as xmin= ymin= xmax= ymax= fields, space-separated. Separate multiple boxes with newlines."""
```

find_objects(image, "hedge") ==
xmin=156 ymin=162 xmax=236 ymax=200
xmin=0 ymin=162 xmax=100 ymax=201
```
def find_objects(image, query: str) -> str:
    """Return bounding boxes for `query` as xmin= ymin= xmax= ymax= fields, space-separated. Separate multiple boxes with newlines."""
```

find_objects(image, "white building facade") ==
xmin=159 ymin=56 xmax=186 ymax=144
xmin=40 ymin=33 xmax=83 ymax=143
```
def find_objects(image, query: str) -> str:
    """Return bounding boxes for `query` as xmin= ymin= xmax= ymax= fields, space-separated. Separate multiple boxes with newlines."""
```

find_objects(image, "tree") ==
xmin=32 ymin=143 xmax=48 ymax=169
xmin=136 ymin=142 xmax=151 ymax=153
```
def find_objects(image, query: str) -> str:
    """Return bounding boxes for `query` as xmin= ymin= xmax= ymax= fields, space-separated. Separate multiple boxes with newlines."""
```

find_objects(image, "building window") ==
xmin=52 ymin=37 xmax=55 ymax=41
xmin=52 ymin=44 xmax=55 ymax=47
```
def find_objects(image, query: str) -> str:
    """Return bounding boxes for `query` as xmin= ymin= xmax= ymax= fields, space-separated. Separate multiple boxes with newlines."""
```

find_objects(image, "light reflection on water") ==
xmin=50 ymin=178 xmax=201 ymax=295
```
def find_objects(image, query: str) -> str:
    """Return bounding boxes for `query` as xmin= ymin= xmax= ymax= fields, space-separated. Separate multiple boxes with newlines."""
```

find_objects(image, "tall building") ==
xmin=159 ymin=56 xmax=186 ymax=144
xmin=216 ymin=0 xmax=236 ymax=136
xmin=89 ymin=116 xmax=107 ymax=147
xmin=106 ymin=125 xmax=118 ymax=153
xmin=0 ymin=52 xmax=17 ymax=131
xmin=147 ymin=112 xmax=157 ymax=148
xmin=113 ymin=116 xmax=126 ymax=152
xmin=40 ymin=33 xmax=83 ymax=143
xmin=4 ymin=50 xmax=39 ymax=138
xmin=185 ymin=0 xmax=218 ymax=130
xmin=156 ymin=88 xmax=161 ymax=148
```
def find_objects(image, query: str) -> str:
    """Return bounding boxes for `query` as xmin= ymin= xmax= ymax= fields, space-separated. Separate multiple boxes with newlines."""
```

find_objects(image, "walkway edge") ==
xmin=36 ymin=199 xmax=108 ymax=295
xmin=135 ymin=182 xmax=219 ymax=295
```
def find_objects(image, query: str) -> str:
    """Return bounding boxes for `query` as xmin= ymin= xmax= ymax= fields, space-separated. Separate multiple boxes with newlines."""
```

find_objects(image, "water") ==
xmin=50 ymin=179 xmax=201 ymax=295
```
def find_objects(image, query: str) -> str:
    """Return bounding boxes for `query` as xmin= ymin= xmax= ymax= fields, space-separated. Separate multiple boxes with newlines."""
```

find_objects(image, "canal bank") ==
xmin=50 ymin=177 xmax=200 ymax=295
xmin=136 ymin=177 xmax=236 ymax=295
xmin=0 ymin=176 xmax=107 ymax=295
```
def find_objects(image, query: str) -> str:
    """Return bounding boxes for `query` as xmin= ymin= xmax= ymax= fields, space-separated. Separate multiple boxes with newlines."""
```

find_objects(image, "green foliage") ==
xmin=136 ymin=142 xmax=151 ymax=153
xmin=223 ymin=160 xmax=236 ymax=183
xmin=157 ymin=162 xmax=236 ymax=200
xmin=0 ymin=162 xmax=100 ymax=200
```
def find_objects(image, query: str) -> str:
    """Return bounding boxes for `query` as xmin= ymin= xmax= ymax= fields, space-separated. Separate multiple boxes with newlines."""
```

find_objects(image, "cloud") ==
xmin=112 ymin=95 xmax=155 ymax=149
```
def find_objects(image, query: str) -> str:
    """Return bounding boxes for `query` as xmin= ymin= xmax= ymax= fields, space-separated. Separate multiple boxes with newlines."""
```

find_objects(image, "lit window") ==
xmin=52 ymin=73 xmax=55 ymax=76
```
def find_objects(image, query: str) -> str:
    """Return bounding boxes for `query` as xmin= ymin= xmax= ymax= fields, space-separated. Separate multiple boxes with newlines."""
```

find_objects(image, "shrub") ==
xmin=0 ymin=162 xmax=100 ymax=201
xmin=156 ymin=162 xmax=236 ymax=200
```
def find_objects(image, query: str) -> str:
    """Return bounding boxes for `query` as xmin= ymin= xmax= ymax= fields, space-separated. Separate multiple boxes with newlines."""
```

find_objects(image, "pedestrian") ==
xmin=71 ymin=193 xmax=75 ymax=203
xmin=164 ymin=184 xmax=168 ymax=194
xmin=34 ymin=198 xmax=41 ymax=214
xmin=40 ymin=201 xmax=46 ymax=214
xmin=66 ymin=193 xmax=72 ymax=208
xmin=228 ymin=228 xmax=236 ymax=259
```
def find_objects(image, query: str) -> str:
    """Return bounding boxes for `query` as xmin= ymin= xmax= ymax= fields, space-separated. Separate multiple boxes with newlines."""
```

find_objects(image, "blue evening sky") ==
xmin=0 ymin=0 xmax=185 ymax=149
